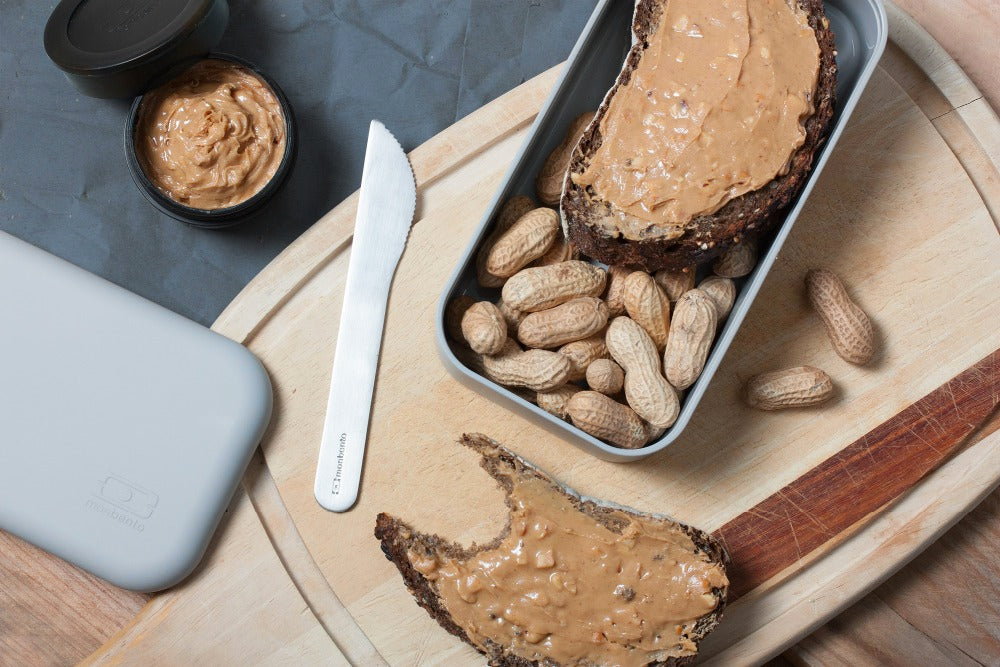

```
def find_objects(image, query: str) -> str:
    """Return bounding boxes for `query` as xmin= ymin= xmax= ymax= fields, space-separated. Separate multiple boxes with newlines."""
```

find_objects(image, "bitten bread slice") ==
xmin=375 ymin=434 xmax=729 ymax=666
xmin=561 ymin=0 xmax=838 ymax=271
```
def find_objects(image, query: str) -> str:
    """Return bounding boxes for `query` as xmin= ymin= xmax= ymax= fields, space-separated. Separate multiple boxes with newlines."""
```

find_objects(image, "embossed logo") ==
xmin=85 ymin=474 xmax=159 ymax=532
xmin=102 ymin=1 xmax=156 ymax=34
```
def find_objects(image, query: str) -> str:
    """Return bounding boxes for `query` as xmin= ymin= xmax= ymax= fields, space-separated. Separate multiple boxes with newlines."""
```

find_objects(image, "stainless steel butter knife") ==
xmin=314 ymin=121 xmax=416 ymax=512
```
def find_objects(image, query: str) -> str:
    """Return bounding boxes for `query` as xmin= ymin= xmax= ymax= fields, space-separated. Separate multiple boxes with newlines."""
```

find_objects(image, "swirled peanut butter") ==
xmin=136 ymin=59 xmax=286 ymax=209
xmin=573 ymin=0 xmax=820 ymax=240
xmin=407 ymin=476 xmax=727 ymax=665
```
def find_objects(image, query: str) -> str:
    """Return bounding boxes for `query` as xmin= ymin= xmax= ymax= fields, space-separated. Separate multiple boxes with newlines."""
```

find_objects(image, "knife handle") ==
xmin=313 ymin=271 xmax=391 ymax=512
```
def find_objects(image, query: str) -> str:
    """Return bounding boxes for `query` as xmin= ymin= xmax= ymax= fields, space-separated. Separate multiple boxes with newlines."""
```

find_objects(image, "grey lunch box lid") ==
xmin=0 ymin=231 xmax=272 ymax=591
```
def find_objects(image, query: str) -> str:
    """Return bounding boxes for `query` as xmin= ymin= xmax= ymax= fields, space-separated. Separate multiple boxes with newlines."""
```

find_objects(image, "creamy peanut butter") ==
xmin=573 ymin=0 xmax=820 ymax=240
xmin=136 ymin=59 xmax=286 ymax=210
xmin=408 ymin=476 xmax=727 ymax=665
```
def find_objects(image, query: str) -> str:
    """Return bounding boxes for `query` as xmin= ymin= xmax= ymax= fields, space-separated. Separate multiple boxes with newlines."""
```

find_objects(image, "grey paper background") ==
xmin=0 ymin=0 xmax=598 ymax=325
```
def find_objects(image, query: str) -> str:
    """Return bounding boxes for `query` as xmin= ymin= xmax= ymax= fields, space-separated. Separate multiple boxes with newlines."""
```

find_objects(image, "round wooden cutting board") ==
xmin=71 ymin=2 xmax=1000 ymax=665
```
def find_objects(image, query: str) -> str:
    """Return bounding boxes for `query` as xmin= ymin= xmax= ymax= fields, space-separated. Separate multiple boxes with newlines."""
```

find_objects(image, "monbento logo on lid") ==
xmin=85 ymin=474 xmax=159 ymax=532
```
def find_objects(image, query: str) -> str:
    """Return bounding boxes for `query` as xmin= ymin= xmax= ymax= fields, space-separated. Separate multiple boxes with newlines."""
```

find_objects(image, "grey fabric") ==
xmin=0 ymin=0 xmax=597 ymax=325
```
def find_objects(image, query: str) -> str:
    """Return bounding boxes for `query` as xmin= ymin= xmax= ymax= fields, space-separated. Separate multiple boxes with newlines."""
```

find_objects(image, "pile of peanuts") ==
xmin=445 ymin=196 xmax=752 ymax=449
xmin=445 ymin=114 xmax=878 ymax=449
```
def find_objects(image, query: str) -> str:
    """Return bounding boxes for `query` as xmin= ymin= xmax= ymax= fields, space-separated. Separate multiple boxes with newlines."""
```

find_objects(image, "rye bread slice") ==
xmin=375 ymin=433 xmax=729 ymax=666
xmin=561 ymin=0 xmax=838 ymax=271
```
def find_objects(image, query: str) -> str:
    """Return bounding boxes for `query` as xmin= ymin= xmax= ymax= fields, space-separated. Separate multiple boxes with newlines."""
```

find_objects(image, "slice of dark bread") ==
xmin=375 ymin=434 xmax=729 ymax=666
xmin=561 ymin=0 xmax=838 ymax=271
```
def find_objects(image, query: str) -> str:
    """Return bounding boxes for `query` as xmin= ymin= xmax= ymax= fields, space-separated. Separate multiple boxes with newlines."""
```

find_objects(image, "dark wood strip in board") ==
xmin=715 ymin=348 xmax=1000 ymax=600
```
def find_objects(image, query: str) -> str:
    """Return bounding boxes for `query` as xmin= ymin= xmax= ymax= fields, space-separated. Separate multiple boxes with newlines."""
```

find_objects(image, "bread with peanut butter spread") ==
xmin=561 ymin=0 xmax=837 ymax=270
xmin=375 ymin=434 xmax=728 ymax=666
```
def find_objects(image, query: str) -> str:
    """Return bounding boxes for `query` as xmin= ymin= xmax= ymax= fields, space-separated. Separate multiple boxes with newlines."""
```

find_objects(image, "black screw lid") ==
xmin=44 ymin=0 xmax=229 ymax=98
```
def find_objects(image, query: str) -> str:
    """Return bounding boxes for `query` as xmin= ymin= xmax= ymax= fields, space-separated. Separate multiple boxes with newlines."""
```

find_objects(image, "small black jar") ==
xmin=124 ymin=54 xmax=297 ymax=228
xmin=44 ymin=0 xmax=296 ymax=228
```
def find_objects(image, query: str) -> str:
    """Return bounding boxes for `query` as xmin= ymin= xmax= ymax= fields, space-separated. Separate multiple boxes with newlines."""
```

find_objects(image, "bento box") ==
xmin=437 ymin=0 xmax=888 ymax=462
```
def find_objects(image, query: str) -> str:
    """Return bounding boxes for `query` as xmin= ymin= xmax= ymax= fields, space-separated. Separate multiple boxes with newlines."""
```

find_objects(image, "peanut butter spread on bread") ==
xmin=407 ymin=475 xmax=728 ymax=665
xmin=573 ymin=0 xmax=820 ymax=240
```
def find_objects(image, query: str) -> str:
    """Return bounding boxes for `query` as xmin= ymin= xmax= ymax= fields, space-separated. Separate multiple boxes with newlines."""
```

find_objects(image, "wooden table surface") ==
xmin=2 ymin=2 xmax=998 ymax=665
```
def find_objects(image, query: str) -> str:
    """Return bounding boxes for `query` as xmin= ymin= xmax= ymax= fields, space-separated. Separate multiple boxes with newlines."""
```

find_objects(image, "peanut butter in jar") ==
xmin=134 ymin=58 xmax=288 ymax=211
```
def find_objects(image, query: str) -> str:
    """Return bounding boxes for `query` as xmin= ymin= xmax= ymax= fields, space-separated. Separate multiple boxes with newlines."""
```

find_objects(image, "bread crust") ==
xmin=375 ymin=434 xmax=729 ymax=666
xmin=561 ymin=0 xmax=838 ymax=271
